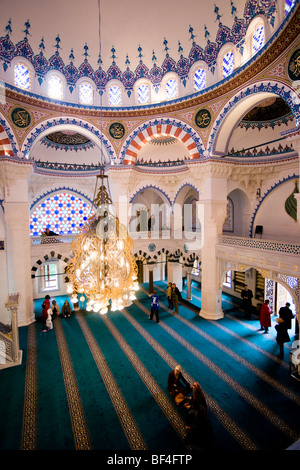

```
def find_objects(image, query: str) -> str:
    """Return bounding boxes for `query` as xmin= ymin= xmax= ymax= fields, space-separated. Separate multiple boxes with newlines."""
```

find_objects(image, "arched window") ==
xmin=252 ymin=22 xmax=265 ymax=54
xmin=79 ymin=81 xmax=94 ymax=105
xmin=30 ymin=192 xmax=93 ymax=236
xmin=14 ymin=62 xmax=31 ymax=90
xmin=166 ymin=78 xmax=177 ymax=99
xmin=222 ymin=51 xmax=234 ymax=78
xmin=137 ymin=83 xmax=150 ymax=104
xmin=109 ymin=84 xmax=121 ymax=106
xmin=285 ymin=0 xmax=296 ymax=15
xmin=193 ymin=68 xmax=206 ymax=92
xmin=48 ymin=74 xmax=63 ymax=100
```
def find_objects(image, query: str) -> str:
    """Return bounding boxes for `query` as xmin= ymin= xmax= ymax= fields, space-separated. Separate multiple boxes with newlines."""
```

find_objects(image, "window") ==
xmin=252 ymin=23 xmax=265 ymax=54
xmin=285 ymin=0 xmax=296 ymax=15
xmin=14 ymin=63 xmax=31 ymax=90
xmin=79 ymin=81 xmax=93 ymax=105
xmin=30 ymin=192 xmax=93 ymax=236
xmin=48 ymin=75 xmax=63 ymax=100
xmin=40 ymin=263 xmax=58 ymax=291
xmin=223 ymin=270 xmax=232 ymax=288
xmin=109 ymin=85 xmax=121 ymax=106
xmin=222 ymin=51 xmax=234 ymax=78
xmin=166 ymin=78 xmax=177 ymax=99
xmin=194 ymin=68 xmax=206 ymax=92
xmin=137 ymin=83 xmax=150 ymax=104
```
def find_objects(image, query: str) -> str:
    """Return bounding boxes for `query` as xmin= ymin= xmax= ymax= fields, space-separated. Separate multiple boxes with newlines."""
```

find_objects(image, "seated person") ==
xmin=184 ymin=382 xmax=213 ymax=447
xmin=168 ymin=365 xmax=191 ymax=405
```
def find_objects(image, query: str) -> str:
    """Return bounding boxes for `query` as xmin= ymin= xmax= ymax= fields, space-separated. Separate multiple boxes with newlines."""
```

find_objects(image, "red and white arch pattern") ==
xmin=124 ymin=123 xmax=200 ymax=165
xmin=0 ymin=124 xmax=13 ymax=157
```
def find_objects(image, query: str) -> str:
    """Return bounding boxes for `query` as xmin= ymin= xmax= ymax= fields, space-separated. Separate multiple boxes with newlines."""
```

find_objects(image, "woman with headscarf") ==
xmin=184 ymin=382 xmax=213 ymax=447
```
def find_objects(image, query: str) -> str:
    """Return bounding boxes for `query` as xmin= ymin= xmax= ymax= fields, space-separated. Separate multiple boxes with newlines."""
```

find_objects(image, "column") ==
xmin=186 ymin=271 xmax=192 ymax=301
xmin=167 ymin=261 xmax=182 ymax=290
xmin=2 ymin=160 xmax=34 ymax=326
xmin=197 ymin=176 xmax=228 ymax=320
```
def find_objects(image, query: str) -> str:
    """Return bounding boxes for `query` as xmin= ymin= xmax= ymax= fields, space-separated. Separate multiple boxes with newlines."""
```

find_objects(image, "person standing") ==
xmin=166 ymin=282 xmax=173 ymax=309
xmin=279 ymin=302 xmax=294 ymax=331
xmin=150 ymin=290 xmax=159 ymax=323
xmin=172 ymin=283 xmax=181 ymax=314
xmin=275 ymin=318 xmax=290 ymax=359
xmin=41 ymin=295 xmax=50 ymax=332
xmin=259 ymin=299 xmax=272 ymax=333
xmin=241 ymin=284 xmax=253 ymax=319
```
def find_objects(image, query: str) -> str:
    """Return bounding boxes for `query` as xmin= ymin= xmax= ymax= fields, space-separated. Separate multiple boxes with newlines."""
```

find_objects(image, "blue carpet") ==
xmin=0 ymin=283 xmax=299 ymax=452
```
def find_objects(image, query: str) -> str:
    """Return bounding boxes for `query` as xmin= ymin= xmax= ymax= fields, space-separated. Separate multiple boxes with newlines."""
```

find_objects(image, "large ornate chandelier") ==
xmin=66 ymin=169 xmax=139 ymax=314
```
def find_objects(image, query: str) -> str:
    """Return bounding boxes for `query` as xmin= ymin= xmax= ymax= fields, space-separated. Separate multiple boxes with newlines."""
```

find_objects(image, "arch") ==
xmin=173 ymin=183 xmax=199 ymax=205
xmin=249 ymin=173 xmax=299 ymax=237
xmin=0 ymin=113 xmax=19 ymax=156
xmin=129 ymin=184 xmax=172 ymax=207
xmin=219 ymin=262 xmax=300 ymax=314
xmin=208 ymin=81 xmax=300 ymax=156
xmin=121 ymin=117 xmax=205 ymax=165
xmin=31 ymin=251 xmax=70 ymax=279
xmin=0 ymin=123 xmax=14 ymax=157
xmin=20 ymin=116 xmax=116 ymax=162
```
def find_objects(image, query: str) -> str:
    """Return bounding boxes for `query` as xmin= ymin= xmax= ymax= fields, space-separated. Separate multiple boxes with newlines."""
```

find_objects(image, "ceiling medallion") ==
xmin=195 ymin=108 xmax=211 ymax=129
xmin=109 ymin=122 xmax=125 ymax=139
xmin=11 ymin=107 xmax=31 ymax=128
xmin=288 ymin=48 xmax=300 ymax=82
xmin=46 ymin=131 xmax=91 ymax=146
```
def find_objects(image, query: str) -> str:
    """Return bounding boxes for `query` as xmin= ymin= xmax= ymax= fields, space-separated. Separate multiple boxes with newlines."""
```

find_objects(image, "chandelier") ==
xmin=66 ymin=169 xmax=139 ymax=314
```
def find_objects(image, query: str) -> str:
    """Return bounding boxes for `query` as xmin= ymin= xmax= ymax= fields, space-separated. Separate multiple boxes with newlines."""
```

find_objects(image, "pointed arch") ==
xmin=121 ymin=118 xmax=205 ymax=165
xmin=20 ymin=116 xmax=116 ymax=162
xmin=208 ymin=80 xmax=300 ymax=156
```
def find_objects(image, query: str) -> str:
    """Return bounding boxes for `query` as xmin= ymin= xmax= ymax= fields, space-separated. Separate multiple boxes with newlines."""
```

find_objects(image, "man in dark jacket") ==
xmin=241 ymin=284 xmax=253 ymax=319
xmin=279 ymin=302 xmax=294 ymax=330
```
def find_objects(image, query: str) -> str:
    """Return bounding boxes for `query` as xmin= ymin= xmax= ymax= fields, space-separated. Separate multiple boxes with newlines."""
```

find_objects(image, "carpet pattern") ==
xmin=0 ymin=281 xmax=299 ymax=451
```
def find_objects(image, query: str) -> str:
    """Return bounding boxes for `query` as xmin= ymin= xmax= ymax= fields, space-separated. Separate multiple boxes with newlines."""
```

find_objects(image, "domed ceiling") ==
xmin=0 ymin=0 xmax=261 ymax=73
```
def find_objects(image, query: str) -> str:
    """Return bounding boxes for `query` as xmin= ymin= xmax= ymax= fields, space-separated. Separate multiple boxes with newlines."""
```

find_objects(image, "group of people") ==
xmin=260 ymin=299 xmax=295 ymax=359
xmin=149 ymin=283 xmax=182 ymax=323
xmin=41 ymin=295 xmax=72 ymax=332
xmin=166 ymin=282 xmax=182 ymax=313
xmin=241 ymin=283 xmax=295 ymax=359
xmin=168 ymin=365 xmax=213 ymax=447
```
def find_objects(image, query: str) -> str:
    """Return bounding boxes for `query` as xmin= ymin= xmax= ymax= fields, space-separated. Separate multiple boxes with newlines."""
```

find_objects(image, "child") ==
xmin=46 ymin=308 xmax=53 ymax=330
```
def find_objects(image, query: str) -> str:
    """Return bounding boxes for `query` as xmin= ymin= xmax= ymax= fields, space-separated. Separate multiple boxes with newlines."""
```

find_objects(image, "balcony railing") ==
xmin=219 ymin=235 xmax=300 ymax=255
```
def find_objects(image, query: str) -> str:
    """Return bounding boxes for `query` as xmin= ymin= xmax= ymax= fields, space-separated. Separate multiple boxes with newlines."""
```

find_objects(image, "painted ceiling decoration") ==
xmin=0 ymin=0 xmax=279 ymax=95
xmin=239 ymin=97 xmax=294 ymax=129
xmin=41 ymin=131 xmax=95 ymax=152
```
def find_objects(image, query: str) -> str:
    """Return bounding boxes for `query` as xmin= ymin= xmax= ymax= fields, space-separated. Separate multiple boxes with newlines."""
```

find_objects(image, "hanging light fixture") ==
xmin=66 ymin=0 xmax=139 ymax=314
xmin=67 ymin=168 xmax=139 ymax=314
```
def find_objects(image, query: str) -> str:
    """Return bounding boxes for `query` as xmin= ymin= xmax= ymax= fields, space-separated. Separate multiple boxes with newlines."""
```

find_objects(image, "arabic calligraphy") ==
xmin=109 ymin=122 xmax=125 ymax=139
xmin=11 ymin=107 xmax=31 ymax=128
xmin=195 ymin=108 xmax=211 ymax=129
xmin=288 ymin=49 xmax=300 ymax=81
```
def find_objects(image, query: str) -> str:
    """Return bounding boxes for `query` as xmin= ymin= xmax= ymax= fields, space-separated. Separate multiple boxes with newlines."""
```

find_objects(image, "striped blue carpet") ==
xmin=0 ymin=281 xmax=299 ymax=453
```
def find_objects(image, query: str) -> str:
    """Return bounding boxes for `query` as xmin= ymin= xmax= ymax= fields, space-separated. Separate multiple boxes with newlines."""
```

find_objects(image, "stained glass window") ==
xmin=252 ymin=24 xmax=265 ymax=54
xmin=222 ymin=51 xmax=234 ymax=78
xmin=166 ymin=78 xmax=177 ymax=99
xmin=194 ymin=68 xmax=206 ymax=92
xmin=109 ymin=85 xmax=121 ymax=106
xmin=30 ymin=192 xmax=93 ymax=236
xmin=14 ymin=63 xmax=31 ymax=90
xmin=285 ymin=0 xmax=296 ymax=15
xmin=48 ymin=75 xmax=63 ymax=100
xmin=138 ymin=83 xmax=150 ymax=104
xmin=79 ymin=81 xmax=93 ymax=105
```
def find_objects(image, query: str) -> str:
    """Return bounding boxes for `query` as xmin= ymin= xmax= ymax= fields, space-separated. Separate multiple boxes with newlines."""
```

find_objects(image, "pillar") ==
xmin=186 ymin=271 xmax=192 ymax=301
xmin=2 ymin=160 xmax=34 ymax=326
xmin=197 ymin=176 xmax=228 ymax=320
xmin=167 ymin=261 xmax=182 ymax=291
